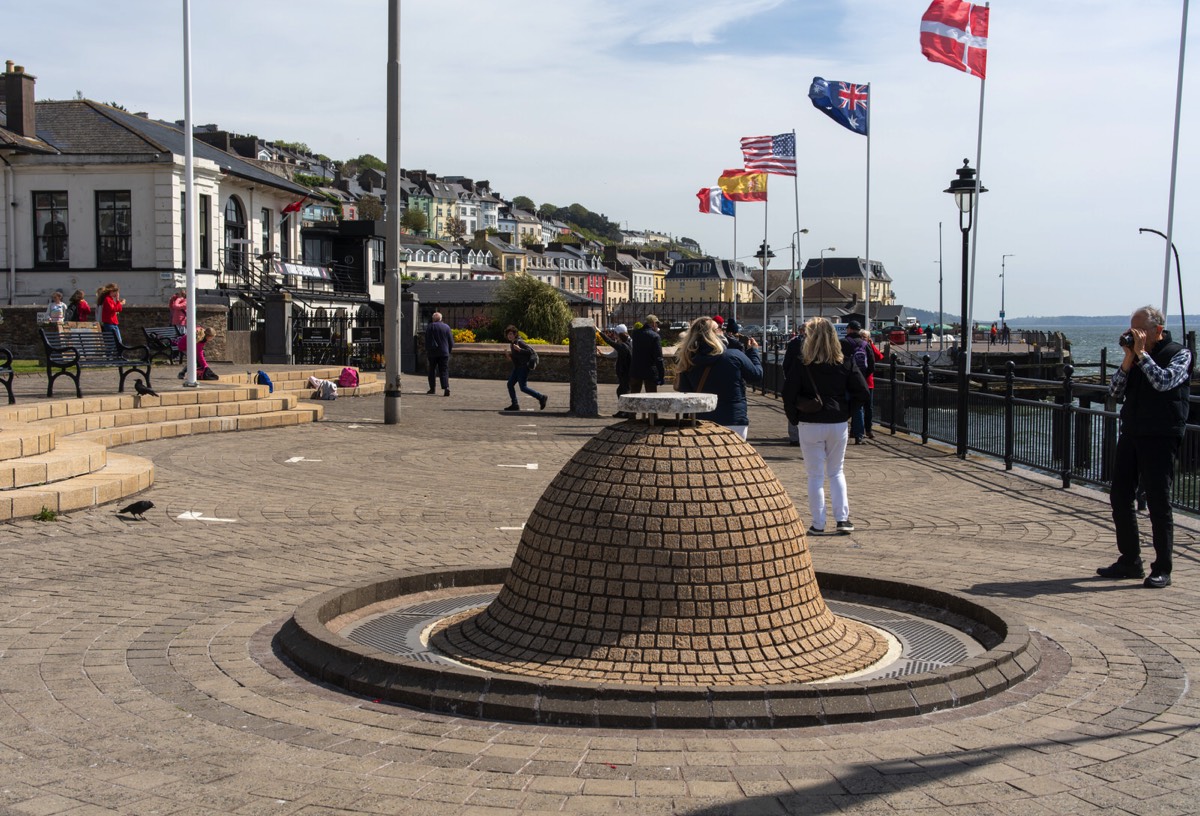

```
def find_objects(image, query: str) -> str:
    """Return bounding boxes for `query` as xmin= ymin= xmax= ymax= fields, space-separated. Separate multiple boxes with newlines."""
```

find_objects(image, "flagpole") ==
xmin=964 ymin=56 xmax=987 ymax=386
xmin=792 ymin=129 xmax=804 ymax=327
xmin=1162 ymin=0 xmax=1189 ymax=318
xmin=181 ymin=0 xmax=197 ymax=388
xmin=864 ymin=85 xmax=872 ymax=333
xmin=732 ymin=209 xmax=738 ymax=323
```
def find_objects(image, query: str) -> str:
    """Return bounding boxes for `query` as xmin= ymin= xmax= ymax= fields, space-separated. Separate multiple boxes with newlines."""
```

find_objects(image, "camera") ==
xmin=1119 ymin=332 xmax=1134 ymax=348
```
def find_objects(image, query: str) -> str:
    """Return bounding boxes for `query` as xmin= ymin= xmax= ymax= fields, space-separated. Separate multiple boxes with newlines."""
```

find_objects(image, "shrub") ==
xmin=452 ymin=328 xmax=476 ymax=343
xmin=34 ymin=506 xmax=58 ymax=522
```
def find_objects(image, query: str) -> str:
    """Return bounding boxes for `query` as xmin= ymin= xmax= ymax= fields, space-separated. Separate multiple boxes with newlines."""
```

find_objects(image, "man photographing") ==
xmin=1099 ymin=306 xmax=1192 ymax=589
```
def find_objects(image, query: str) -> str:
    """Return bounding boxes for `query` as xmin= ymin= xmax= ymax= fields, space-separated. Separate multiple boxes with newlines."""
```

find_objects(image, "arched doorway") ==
xmin=224 ymin=196 xmax=247 ymax=275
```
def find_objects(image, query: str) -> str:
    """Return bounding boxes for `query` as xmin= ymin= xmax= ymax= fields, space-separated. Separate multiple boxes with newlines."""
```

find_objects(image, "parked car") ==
xmin=668 ymin=320 xmax=689 ymax=332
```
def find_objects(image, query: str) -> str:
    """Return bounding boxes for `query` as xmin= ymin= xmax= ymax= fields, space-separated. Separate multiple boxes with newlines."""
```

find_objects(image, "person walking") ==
xmin=1098 ymin=306 xmax=1191 ymax=589
xmin=424 ymin=312 xmax=454 ymax=396
xmin=168 ymin=290 xmax=187 ymax=327
xmin=782 ymin=328 xmax=805 ymax=446
xmin=675 ymin=317 xmax=762 ymax=440
xmin=598 ymin=324 xmax=633 ymax=417
xmin=628 ymin=314 xmax=664 ymax=393
xmin=503 ymin=325 xmax=547 ymax=411
xmin=65 ymin=289 xmax=92 ymax=323
xmin=783 ymin=317 xmax=869 ymax=536
xmin=97 ymin=283 xmax=125 ymax=354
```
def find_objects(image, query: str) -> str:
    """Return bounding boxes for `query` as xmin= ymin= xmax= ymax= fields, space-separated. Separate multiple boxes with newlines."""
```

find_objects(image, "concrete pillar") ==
xmin=262 ymin=291 xmax=293 ymax=364
xmin=569 ymin=317 xmax=599 ymax=417
xmin=400 ymin=288 xmax=419 ymax=374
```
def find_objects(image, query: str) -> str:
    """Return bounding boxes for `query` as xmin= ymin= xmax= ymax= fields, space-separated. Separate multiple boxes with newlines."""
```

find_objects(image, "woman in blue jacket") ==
xmin=675 ymin=317 xmax=763 ymax=439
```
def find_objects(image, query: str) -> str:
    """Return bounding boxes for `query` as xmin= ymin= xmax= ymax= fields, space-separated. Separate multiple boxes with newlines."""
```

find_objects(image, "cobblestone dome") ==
xmin=434 ymin=420 xmax=889 ymax=684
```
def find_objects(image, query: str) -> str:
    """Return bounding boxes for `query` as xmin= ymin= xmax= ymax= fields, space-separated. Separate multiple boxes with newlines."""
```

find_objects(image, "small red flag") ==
xmin=282 ymin=196 xmax=307 ymax=214
xmin=920 ymin=0 xmax=989 ymax=79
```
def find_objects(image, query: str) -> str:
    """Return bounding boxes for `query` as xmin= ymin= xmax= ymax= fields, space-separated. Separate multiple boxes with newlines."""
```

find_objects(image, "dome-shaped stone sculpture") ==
xmin=434 ymin=418 xmax=888 ymax=685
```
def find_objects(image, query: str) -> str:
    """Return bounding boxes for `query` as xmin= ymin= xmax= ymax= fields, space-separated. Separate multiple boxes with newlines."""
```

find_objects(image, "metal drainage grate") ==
xmin=341 ymin=591 xmax=984 ymax=677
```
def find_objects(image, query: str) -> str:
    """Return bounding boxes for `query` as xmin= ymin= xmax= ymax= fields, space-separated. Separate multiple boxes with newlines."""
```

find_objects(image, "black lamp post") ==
xmin=945 ymin=159 xmax=987 ymax=458
xmin=755 ymin=241 xmax=775 ymax=350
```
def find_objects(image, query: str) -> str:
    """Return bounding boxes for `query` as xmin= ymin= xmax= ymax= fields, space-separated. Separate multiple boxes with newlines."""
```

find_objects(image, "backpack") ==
xmin=314 ymin=379 xmax=338 ymax=400
xmin=254 ymin=370 xmax=274 ymax=393
xmin=337 ymin=367 xmax=359 ymax=388
xmin=526 ymin=346 xmax=540 ymax=370
xmin=851 ymin=340 xmax=871 ymax=376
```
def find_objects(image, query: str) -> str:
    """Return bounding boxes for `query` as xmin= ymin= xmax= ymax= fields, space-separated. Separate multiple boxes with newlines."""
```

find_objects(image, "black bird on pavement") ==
xmin=133 ymin=380 xmax=158 ymax=398
xmin=117 ymin=499 xmax=154 ymax=520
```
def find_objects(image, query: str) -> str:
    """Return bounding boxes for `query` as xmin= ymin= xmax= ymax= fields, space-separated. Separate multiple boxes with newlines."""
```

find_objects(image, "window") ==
xmin=96 ymin=191 xmax=132 ymax=268
xmin=260 ymin=208 xmax=273 ymax=256
xmin=278 ymin=202 xmax=289 ymax=261
xmin=371 ymin=238 xmax=385 ymax=284
xmin=182 ymin=193 xmax=212 ymax=268
xmin=224 ymin=196 xmax=247 ymax=272
xmin=33 ymin=191 xmax=69 ymax=266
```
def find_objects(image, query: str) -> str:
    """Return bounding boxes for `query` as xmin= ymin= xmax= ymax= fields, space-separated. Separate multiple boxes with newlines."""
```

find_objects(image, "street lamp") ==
xmin=818 ymin=246 xmax=836 ymax=317
xmin=754 ymin=241 xmax=775 ymax=350
xmin=791 ymin=228 xmax=809 ymax=332
xmin=1000 ymin=253 xmax=1014 ymax=323
xmin=1139 ymin=228 xmax=1184 ymax=328
xmin=945 ymin=158 xmax=987 ymax=458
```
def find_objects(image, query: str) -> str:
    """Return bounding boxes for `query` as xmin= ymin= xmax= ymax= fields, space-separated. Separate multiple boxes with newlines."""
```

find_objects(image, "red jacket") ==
xmin=100 ymin=295 xmax=123 ymax=326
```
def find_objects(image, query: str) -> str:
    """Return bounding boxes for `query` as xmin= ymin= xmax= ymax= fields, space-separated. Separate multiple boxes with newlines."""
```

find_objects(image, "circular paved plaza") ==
xmin=0 ymin=376 xmax=1197 ymax=815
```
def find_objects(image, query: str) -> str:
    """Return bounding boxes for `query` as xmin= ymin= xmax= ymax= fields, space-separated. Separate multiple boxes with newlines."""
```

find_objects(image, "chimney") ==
xmin=3 ymin=62 xmax=37 ymax=138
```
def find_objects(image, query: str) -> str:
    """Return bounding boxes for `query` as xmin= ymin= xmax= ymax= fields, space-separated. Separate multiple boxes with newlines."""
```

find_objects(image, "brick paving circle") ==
xmin=0 ymin=373 xmax=1196 ymax=814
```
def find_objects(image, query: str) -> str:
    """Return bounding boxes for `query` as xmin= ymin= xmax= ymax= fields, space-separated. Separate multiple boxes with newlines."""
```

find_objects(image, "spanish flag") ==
xmin=717 ymin=169 xmax=767 ymax=202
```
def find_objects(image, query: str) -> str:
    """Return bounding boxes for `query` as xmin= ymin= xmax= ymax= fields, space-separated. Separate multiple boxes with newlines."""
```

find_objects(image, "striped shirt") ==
xmin=1109 ymin=347 xmax=1192 ymax=399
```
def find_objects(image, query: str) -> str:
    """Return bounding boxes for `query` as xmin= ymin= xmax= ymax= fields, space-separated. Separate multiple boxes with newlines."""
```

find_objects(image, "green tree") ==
xmin=519 ymin=232 xmax=542 ymax=249
xmin=446 ymin=214 xmax=466 ymax=241
xmin=492 ymin=276 xmax=572 ymax=342
xmin=352 ymin=153 xmax=387 ymax=171
xmin=537 ymin=202 xmax=558 ymax=220
xmin=400 ymin=208 xmax=428 ymax=235
xmin=273 ymin=140 xmax=311 ymax=154
xmin=511 ymin=195 xmax=536 ymax=213
xmin=358 ymin=195 xmax=383 ymax=220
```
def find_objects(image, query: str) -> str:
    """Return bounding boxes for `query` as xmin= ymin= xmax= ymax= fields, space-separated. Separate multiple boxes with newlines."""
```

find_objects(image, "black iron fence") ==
xmin=762 ymin=354 xmax=1200 ymax=514
xmin=292 ymin=310 xmax=383 ymax=370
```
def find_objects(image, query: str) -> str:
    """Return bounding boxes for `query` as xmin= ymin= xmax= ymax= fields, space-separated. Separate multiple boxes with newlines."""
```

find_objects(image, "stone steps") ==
xmin=0 ymin=369 xmax=330 ymax=522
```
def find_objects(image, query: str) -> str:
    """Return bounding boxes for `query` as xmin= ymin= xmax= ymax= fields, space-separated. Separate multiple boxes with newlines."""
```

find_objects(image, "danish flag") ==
xmin=920 ymin=0 xmax=989 ymax=79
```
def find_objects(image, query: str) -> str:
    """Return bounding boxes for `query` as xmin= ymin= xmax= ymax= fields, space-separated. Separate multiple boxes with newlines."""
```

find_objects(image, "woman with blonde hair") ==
xmin=783 ymin=317 xmax=869 ymax=535
xmin=675 ymin=316 xmax=762 ymax=439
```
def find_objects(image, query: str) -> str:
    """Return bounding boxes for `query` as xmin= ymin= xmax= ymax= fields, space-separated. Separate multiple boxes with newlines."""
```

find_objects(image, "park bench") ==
xmin=144 ymin=325 xmax=186 ymax=364
xmin=40 ymin=326 xmax=152 ymax=398
xmin=0 ymin=347 xmax=13 ymax=404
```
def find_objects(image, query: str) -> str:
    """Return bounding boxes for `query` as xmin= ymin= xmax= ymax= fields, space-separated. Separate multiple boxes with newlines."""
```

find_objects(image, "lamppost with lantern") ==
xmin=817 ymin=246 xmax=836 ymax=318
xmin=755 ymin=241 xmax=775 ymax=351
xmin=789 ymin=228 xmax=809 ymax=332
xmin=1000 ymin=253 xmax=1014 ymax=324
xmin=944 ymin=158 xmax=987 ymax=459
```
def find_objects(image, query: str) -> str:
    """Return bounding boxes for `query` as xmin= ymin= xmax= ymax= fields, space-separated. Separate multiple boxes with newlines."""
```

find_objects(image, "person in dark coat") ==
xmin=1099 ymin=305 xmax=1192 ymax=589
xmin=675 ymin=316 xmax=762 ymax=439
xmin=782 ymin=329 xmax=805 ymax=445
xmin=598 ymin=324 xmax=633 ymax=417
xmin=783 ymin=317 xmax=869 ymax=536
xmin=424 ymin=312 xmax=454 ymax=396
xmin=503 ymin=325 xmax=548 ymax=411
xmin=628 ymin=314 xmax=665 ymax=393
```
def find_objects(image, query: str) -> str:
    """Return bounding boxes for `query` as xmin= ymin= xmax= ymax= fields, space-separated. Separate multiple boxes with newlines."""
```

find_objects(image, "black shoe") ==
xmin=426 ymin=389 xmax=436 ymax=395
xmin=444 ymin=389 xmax=450 ymax=397
xmin=1097 ymin=560 xmax=1145 ymax=579
xmin=1144 ymin=572 xmax=1171 ymax=589
xmin=836 ymin=520 xmax=855 ymax=534
xmin=853 ymin=437 xmax=863 ymax=445
xmin=503 ymin=404 xmax=520 ymax=412
xmin=538 ymin=395 xmax=548 ymax=411
xmin=866 ymin=431 xmax=876 ymax=440
xmin=788 ymin=441 xmax=800 ymax=447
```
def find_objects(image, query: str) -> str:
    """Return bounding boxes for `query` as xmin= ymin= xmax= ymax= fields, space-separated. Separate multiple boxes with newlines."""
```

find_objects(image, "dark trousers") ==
xmin=627 ymin=377 xmax=658 ymax=394
xmin=507 ymin=366 xmax=544 ymax=404
xmin=427 ymin=355 xmax=449 ymax=391
xmin=1110 ymin=432 xmax=1181 ymax=575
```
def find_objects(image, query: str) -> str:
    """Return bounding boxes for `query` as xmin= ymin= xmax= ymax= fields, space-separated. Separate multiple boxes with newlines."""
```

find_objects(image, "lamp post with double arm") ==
xmin=945 ymin=159 xmax=987 ymax=459
xmin=818 ymin=246 xmax=836 ymax=318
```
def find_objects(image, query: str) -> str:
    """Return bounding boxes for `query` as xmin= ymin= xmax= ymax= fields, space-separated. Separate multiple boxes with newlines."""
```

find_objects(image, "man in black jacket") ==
xmin=599 ymin=324 xmax=633 ymax=417
xmin=628 ymin=315 xmax=665 ymax=393
xmin=424 ymin=312 xmax=454 ymax=396
xmin=1099 ymin=306 xmax=1192 ymax=588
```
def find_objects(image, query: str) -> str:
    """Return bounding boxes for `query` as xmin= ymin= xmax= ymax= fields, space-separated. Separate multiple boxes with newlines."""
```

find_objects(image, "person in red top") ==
xmin=97 ymin=283 xmax=125 ymax=353
xmin=168 ymin=290 xmax=187 ymax=327
xmin=66 ymin=289 xmax=92 ymax=323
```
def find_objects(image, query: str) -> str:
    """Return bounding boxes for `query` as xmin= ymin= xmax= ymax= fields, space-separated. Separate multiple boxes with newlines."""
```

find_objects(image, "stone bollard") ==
xmin=568 ymin=317 xmax=599 ymax=417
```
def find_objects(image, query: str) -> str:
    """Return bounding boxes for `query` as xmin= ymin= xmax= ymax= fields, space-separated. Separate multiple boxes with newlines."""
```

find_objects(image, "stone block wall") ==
xmin=0 ymin=304 xmax=228 ymax=361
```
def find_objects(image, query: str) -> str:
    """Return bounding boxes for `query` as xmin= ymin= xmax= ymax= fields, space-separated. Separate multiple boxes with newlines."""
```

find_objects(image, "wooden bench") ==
xmin=40 ymin=327 xmax=152 ymax=398
xmin=0 ymin=347 xmax=13 ymax=404
xmin=144 ymin=325 xmax=186 ymax=364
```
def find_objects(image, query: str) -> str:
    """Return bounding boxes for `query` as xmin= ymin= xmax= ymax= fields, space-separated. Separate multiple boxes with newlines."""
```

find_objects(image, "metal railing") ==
xmin=292 ymin=310 xmax=382 ymax=369
xmin=764 ymin=354 xmax=1200 ymax=513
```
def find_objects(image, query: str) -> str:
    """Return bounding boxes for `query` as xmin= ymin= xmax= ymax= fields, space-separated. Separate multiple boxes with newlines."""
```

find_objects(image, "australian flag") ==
xmin=809 ymin=77 xmax=869 ymax=136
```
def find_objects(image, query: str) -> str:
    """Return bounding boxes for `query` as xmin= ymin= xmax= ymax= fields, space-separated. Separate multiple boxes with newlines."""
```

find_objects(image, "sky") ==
xmin=6 ymin=0 xmax=1198 ymax=320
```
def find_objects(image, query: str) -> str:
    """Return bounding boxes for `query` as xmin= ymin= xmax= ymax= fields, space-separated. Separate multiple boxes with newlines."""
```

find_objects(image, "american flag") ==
xmin=740 ymin=133 xmax=796 ymax=176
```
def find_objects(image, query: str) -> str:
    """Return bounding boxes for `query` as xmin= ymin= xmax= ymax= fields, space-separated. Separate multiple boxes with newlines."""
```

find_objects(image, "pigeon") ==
xmin=133 ymin=380 xmax=158 ymax=398
xmin=117 ymin=499 xmax=154 ymax=520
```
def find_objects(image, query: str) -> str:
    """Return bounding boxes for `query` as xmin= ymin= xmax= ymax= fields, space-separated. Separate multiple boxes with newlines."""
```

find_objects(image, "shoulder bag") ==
xmin=795 ymin=363 xmax=824 ymax=414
